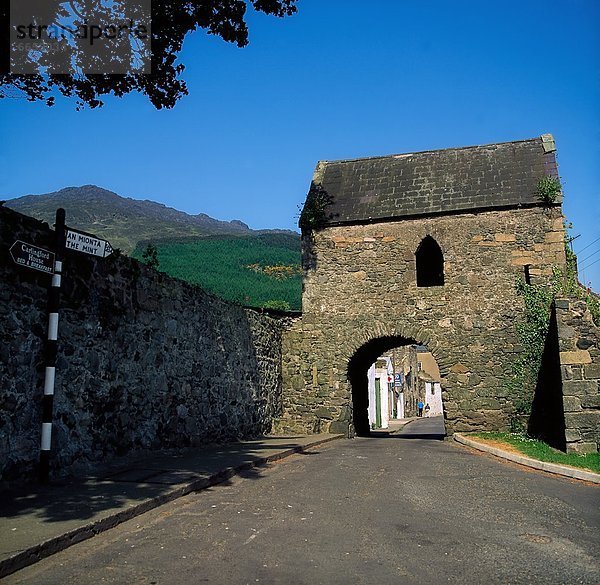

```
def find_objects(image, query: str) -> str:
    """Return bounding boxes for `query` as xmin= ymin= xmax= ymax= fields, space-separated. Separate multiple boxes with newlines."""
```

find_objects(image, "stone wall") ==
xmin=555 ymin=298 xmax=600 ymax=453
xmin=1 ymin=206 xmax=287 ymax=484
xmin=276 ymin=206 xmax=566 ymax=436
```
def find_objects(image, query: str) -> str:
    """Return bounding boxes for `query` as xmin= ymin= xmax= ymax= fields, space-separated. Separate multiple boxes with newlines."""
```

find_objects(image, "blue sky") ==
xmin=1 ymin=0 xmax=599 ymax=289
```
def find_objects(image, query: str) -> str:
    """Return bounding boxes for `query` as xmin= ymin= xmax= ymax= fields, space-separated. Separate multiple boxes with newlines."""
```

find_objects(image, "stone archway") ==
xmin=279 ymin=317 xmax=464 ymax=437
xmin=348 ymin=336 xmax=415 ymax=436
xmin=347 ymin=335 xmax=444 ymax=436
xmin=338 ymin=320 xmax=450 ymax=373
xmin=340 ymin=322 xmax=451 ymax=437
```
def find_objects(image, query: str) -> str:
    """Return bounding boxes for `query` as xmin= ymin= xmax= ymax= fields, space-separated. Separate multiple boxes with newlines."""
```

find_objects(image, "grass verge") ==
xmin=471 ymin=432 xmax=600 ymax=474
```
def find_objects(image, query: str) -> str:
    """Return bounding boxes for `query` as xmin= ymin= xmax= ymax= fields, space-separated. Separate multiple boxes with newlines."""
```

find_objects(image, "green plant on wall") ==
xmin=562 ymin=224 xmax=600 ymax=325
xmin=561 ymin=264 xmax=600 ymax=325
xmin=585 ymin=291 xmax=600 ymax=327
xmin=508 ymin=278 xmax=554 ymax=431
xmin=536 ymin=176 xmax=562 ymax=205
xmin=508 ymin=235 xmax=599 ymax=431
xmin=299 ymin=184 xmax=335 ymax=231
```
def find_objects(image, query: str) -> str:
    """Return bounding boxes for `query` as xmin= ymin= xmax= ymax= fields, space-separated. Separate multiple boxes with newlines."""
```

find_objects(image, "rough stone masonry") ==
xmin=0 ymin=206 xmax=288 ymax=485
xmin=276 ymin=135 xmax=570 ymax=437
xmin=555 ymin=298 xmax=600 ymax=453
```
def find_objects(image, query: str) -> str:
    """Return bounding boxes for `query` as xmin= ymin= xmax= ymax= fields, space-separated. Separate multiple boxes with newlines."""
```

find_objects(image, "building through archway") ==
xmin=348 ymin=336 xmax=445 ymax=436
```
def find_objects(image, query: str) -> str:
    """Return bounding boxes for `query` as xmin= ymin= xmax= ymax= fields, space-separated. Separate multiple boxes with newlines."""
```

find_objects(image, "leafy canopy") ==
xmin=1 ymin=0 xmax=298 ymax=109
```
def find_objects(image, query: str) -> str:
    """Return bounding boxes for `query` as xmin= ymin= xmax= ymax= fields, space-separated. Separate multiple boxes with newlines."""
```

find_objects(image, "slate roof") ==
xmin=310 ymin=135 xmax=559 ymax=225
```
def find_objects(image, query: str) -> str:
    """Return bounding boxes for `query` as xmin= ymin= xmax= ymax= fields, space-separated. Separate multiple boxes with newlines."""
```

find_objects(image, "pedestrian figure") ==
xmin=417 ymin=400 xmax=424 ymax=417
xmin=425 ymin=403 xmax=431 ymax=417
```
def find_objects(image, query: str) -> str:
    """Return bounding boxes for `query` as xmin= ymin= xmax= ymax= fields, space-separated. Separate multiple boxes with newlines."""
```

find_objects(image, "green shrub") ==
xmin=536 ymin=176 xmax=562 ymax=205
xmin=141 ymin=243 xmax=160 ymax=270
xmin=508 ymin=279 xmax=554 ymax=430
xmin=299 ymin=184 xmax=335 ymax=231
xmin=262 ymin=300 xmax=292 ymax=311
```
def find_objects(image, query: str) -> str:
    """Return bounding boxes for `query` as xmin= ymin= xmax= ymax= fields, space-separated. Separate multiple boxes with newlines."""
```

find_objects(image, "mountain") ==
xmin=3 ymin=185 xmax=297 ymax=254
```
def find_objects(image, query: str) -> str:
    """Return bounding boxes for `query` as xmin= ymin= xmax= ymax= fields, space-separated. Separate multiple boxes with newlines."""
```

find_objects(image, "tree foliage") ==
xmin=1 ymin=0 xmax=298 ymax=109
xmin=141 ymin=242 xmax=160 ymax=269
xmin=262 ymin=299 xmax=291 ymax=311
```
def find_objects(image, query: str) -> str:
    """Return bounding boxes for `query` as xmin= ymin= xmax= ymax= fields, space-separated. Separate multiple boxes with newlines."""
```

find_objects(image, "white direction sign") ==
xmin=66 ymin=229 xmax=113 ymax=258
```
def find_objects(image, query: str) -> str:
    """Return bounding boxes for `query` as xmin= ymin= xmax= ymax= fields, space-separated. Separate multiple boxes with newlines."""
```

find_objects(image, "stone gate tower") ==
xmin=277 ymin=135 xmax=567 ymax=437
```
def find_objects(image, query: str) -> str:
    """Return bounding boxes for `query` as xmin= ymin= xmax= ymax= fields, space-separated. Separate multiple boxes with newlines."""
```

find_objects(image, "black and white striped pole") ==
xmin=39 ymin=208 xmax=66 ymax=484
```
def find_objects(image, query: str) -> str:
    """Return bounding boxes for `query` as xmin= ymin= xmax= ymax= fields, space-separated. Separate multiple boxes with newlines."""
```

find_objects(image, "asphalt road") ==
xmin=7 ymin=418 xmax=599 ymax=585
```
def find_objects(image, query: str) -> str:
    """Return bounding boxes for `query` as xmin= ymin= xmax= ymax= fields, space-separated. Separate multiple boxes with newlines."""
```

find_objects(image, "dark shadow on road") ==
xmin=369 ymin=430 xmax=446 ymax=440
xmin=0 ymin=438 xmax=318 ymax=527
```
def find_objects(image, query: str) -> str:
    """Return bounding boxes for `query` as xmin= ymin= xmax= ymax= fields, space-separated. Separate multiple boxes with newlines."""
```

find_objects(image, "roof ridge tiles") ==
xmin=318 ymin=135 xmax=545 ymax=166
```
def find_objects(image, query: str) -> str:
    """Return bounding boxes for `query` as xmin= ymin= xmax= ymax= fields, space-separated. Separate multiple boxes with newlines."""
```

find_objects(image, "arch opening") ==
xmin=348 ymin=336 xmax=445 ymax=437
xmin=416 ymin=236 xmax=444 ymax=287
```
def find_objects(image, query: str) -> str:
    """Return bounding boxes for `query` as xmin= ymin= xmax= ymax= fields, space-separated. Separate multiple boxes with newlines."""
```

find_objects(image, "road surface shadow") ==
xmin=0 ymin=438 xmax=318 ymax=526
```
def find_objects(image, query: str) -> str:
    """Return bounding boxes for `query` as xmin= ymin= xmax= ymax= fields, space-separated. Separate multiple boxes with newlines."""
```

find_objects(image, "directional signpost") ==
xmin=9 ymin=210 xmax=115 ymax=483
xmin=10 ymin=240 xmax=55 ymax=274
xmin=66 ymin=229 xmax=113 ymax=258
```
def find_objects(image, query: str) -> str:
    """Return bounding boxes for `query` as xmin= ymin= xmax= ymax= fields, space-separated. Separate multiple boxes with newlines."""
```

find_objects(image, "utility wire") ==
xmin=575 ymin=235 xmax=600 ymax=255
xmin=579 ymin=255 xmax=600 ymax=272
xmin=578 ymin=247 xmax=600 ymax=264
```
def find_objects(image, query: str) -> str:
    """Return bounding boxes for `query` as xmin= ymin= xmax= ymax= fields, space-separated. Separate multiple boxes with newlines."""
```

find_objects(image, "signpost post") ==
xmin=39 ymin=209 xmax=66 ymax=483
xmin=10 ymin=211 xmax=113 ymax=483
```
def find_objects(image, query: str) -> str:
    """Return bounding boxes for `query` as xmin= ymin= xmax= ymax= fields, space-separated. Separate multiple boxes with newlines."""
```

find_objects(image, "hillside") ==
xmin=133 ymin=234 xmax=302 ymax=310
xmin=4 ymin=185 xmax=302 ymax=310
xmin=4 ymin=185 xmax=294 ymax=254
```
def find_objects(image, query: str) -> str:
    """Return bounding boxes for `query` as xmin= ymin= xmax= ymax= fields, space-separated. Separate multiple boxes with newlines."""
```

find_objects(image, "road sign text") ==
xmin=66 ymin=230 xmax=113 ymax=258
xmin=10 ymin=240 xmax=55 ymax=274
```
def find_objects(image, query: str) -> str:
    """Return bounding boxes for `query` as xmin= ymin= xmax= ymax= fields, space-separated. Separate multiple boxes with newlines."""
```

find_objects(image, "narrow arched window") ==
xmin=416 ymin=236 xmax=444 ymax=287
